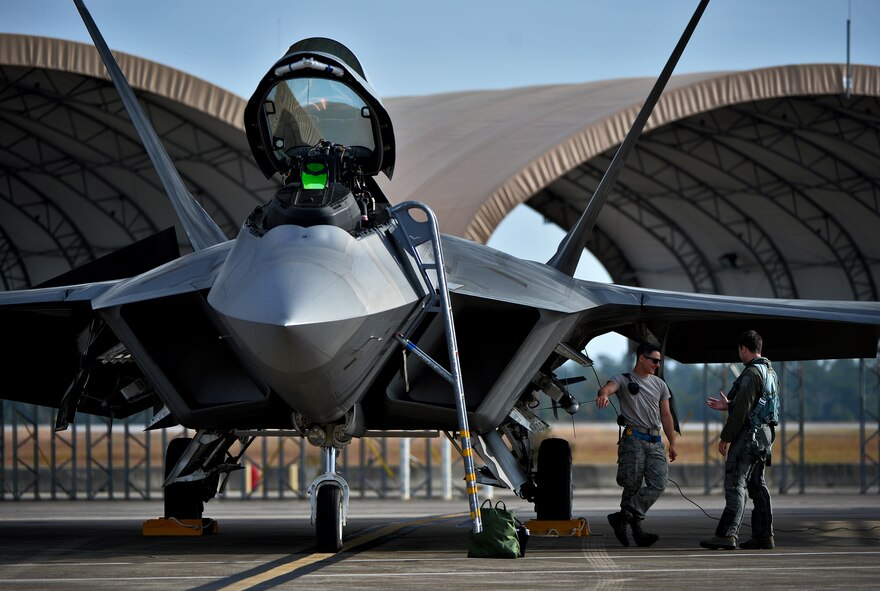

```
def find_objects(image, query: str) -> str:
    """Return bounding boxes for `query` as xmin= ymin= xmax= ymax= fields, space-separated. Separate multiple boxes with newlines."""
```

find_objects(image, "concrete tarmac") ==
xmin=0 ymin=491 xmax=877 ymax=590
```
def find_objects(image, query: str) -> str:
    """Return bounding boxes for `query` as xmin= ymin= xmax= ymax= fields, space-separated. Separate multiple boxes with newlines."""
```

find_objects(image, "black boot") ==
xmin=630 ymin=519 xmax=659 ymax=547
xmin=607 ymin=512 xmax=630 ymax=547
xmin=740 ymin=535 xmax=775 ymax=549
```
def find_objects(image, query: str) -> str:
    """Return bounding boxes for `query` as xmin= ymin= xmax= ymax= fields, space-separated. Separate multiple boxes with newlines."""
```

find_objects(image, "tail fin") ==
xmin=73 ymin=0 xmax=227 ymax=252
xmin=547 ymin=0 xmax=710 ymax=276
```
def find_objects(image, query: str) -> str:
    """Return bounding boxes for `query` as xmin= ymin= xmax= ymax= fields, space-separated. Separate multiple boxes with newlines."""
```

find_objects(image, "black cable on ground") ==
xmin=583 ymin=358 xmax=879 ymax=539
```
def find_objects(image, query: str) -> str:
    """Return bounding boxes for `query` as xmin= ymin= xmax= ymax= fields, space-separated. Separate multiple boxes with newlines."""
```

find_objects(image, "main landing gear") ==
xmin=163 ymin=437 xmax=214 ymax=520
xmin=534 ymin=437 xmax=573 ymax=520
xmin=154 ymin=431 xmax=245 ymax=535
xmin=145 ymin=436 xmax=225 ymax=536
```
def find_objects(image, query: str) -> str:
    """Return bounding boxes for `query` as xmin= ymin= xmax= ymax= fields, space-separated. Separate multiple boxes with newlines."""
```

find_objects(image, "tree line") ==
xmin=565 ymin=354 xmax=877 ymax=425
xmin=3 ymin=355 xmax=877 ymax=426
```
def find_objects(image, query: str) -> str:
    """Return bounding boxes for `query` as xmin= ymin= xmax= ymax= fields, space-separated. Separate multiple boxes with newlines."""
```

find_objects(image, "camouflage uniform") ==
xmin=617 ymin=432 xmax=668 ymax=520
xmin=611 ymin=372 xmax=671 ymax=521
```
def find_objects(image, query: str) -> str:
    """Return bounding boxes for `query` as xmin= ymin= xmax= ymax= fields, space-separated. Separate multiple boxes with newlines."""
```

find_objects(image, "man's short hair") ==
xmin=738 ymin=330 xmax=763 ymax=354
xmin=635 ymin=342 xmax=661 ymax=358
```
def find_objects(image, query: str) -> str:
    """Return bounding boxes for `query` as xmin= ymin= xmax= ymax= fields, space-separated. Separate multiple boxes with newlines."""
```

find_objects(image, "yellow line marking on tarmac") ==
xmin=215 ymin=512 xmax=464 ymax=591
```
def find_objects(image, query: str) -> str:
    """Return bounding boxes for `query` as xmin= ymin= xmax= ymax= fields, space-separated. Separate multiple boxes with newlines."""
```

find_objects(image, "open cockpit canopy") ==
xmin=245 ymin=37 xmax=395 ymax=181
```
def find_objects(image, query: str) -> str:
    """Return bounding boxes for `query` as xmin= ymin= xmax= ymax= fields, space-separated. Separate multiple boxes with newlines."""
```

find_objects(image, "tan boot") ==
xmin=699 ymin=536 xmax=737 ymax=550
xmin=740 ymin=536 xmax=775 ymax=549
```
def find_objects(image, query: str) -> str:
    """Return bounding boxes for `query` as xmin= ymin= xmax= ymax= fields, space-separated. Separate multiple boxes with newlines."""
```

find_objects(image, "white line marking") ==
xmin=335 ymin=549 xmax=880 ymax=563
xmin=297 ymin=565 xmax=880 ymax=578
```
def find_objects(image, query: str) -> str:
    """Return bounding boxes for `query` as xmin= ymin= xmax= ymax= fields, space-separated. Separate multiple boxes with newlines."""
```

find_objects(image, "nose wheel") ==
xmin=315 ymin=485 xmax=344 ymax=552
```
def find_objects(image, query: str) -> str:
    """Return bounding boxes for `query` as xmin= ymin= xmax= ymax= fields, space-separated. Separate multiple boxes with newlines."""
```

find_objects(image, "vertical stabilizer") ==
xmin=547 ymin=0 xmax=710 ymax=276
xmin=73 ymin=0 xmax=227 ymax=252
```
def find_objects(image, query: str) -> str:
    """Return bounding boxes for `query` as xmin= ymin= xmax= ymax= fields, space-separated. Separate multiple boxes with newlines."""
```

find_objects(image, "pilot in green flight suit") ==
xmin=701 ymin=329 xmax=777 ymax=550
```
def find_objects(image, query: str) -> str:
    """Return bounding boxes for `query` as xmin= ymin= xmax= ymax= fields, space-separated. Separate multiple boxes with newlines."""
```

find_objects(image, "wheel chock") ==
xmin=524 ymin=517 xmax=590 ymax=537
xmin=142 ymin=517 xmax=219 ymax=536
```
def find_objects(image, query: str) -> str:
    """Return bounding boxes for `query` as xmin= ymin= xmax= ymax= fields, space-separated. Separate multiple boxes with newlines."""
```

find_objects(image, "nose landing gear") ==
xmin=309 ymin=445 xmax=350 ymax=552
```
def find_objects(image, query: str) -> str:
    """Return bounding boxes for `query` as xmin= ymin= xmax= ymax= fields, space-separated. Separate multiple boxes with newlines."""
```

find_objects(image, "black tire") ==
xmin=535 ymin=437 xmax=573 ymax=520
xmin=315 ymin=485 xmax=344 ymax=552
xmin=163 ymin=437 xmax=203 ymax=519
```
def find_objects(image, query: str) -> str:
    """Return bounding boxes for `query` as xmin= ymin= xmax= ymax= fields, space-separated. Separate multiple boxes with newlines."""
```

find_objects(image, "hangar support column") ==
xmin=702 ymin=363 xmax=728 ymax=494
xmin=778 ymin=361 xmax=806 ymax=494
xmin=859 ymin=345 xmax=880 ymax=493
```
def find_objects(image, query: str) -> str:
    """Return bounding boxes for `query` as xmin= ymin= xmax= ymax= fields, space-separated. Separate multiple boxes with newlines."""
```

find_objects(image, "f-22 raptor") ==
xmin=1 ymin=0 xmax=879 ymax=552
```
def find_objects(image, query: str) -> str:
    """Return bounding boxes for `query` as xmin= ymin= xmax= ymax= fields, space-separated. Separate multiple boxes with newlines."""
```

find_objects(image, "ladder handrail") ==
xmin=387 ymin=201 xmax=482 ymax=534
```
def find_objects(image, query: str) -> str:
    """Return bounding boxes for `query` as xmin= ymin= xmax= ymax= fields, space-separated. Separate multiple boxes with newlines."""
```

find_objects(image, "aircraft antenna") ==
xmin=72 ymin=0 xmax=227 ymax=252
xmin=547 ymin=0 xmax=710 ymax=276
xmin=844 ymin=0 xmax=853 ymax=99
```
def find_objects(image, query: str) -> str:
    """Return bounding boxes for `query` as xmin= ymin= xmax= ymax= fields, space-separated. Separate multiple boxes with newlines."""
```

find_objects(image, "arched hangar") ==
xmin=384 ymin=65 xmax=880 ymax=302
xmin=1 ymin=33 xmax=879 ymax=307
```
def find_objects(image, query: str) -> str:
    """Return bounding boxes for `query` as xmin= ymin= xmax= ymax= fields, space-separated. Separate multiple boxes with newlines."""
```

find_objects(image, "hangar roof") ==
xmin=383 ymin=64 xmax=880 ymax=301
xmin=1 ymin=33 xmax=878 ymax=303
xmin=0 ymin=34 xmax=276 ymax=288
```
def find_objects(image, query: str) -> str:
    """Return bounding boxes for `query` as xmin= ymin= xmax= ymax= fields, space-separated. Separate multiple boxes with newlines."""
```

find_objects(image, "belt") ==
xmin=625 ymin=427 xmax=661 ymax=443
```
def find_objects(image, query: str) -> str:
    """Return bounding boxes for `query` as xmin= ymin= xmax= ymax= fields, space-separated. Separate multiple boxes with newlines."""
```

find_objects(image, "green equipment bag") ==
xmin=467 ymin=500 xmax=523 ymax=558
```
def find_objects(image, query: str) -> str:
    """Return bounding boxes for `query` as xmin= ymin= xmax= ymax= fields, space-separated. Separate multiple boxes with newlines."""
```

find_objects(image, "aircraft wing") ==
xmin=0 ymin=281 xmax=119 ymax=413
xmin=0 ymin=242 xmax=231 ymax=417
xmin=568 ymin=280 xmax=880 ymax=363
xmin=439 ymin=236 xmax=879 ymax=365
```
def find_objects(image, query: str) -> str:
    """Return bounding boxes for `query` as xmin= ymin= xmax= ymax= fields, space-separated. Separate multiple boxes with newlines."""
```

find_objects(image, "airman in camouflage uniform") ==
xmin=597 ymin=342 xmax=678 ymax=547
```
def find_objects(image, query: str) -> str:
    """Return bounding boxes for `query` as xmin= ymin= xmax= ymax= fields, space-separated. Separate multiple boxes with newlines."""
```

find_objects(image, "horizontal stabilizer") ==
xmin=36 ymin=227 xmax=180 ymax=288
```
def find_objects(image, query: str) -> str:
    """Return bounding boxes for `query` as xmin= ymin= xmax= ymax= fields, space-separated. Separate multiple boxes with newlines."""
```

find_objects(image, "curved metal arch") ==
xmin=563 ymin=162 xmax=719 ymax=293
xmin=811 ymin=95 xmax=880 ymax=158
xmin=0 ymin=112 xmax=159 ymax=245
xmin=726 ymin=98 xmax=880 ymax=221
xmin=526 ymin=188 xmax=639 ymax=286
xmin=67 ymin=89 xmax=241 ymax=238
xmin=139 ymin=97 xmax=269 ymax=195
xmin=589 ymin=225 xmax=640 ymax=287
xmin=660 ymin=112 xmax=878 ymax=300
xmin=0 ymin=223 xmax=29 ymax=290
xmin=620 ymin=138 xmax=798 ymax=298
xmin=0 ymin=165 xmax=93 ymax=267
xmin=4 ymin=69 xmax=240 ymax=239
xmin=120 ymin=95 xmax=260 ymax=233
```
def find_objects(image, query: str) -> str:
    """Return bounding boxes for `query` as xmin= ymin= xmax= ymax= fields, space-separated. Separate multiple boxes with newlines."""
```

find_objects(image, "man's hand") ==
xmin=668 ymin=442 xmax=678 ymax=462
xmin=718 ymin=439 xmax=730 ymax=456
xmin=707 ymin=390 xmax=729 ymax=411
xmin=596 ymin=391 xmax=610 ymax=409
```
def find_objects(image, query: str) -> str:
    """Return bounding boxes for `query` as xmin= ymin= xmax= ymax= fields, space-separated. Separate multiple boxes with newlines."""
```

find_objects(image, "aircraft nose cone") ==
xmin=207 ymin=224 xmax=420 ymax=422
xmin=211 ymin=224 xmax=379 ymax=327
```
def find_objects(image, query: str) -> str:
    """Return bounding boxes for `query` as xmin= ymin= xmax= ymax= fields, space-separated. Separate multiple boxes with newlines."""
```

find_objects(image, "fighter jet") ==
xmin=1 ymin=0 xmax=879 ymax=552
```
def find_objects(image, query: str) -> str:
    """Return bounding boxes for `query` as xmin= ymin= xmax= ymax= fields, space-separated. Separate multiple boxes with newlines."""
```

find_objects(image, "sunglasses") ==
xmin=642 ymin=355 xmax=662 ymax=365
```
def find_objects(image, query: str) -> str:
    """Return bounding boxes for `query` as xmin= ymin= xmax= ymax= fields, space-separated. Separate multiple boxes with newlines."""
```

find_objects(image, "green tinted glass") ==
xmin=302 ymin=162 xmax=328 ymax=189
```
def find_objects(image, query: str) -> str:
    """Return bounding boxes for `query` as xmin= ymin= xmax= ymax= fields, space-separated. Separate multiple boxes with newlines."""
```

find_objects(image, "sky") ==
xmin=3 ymin=0 xmax=879 ymax=358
